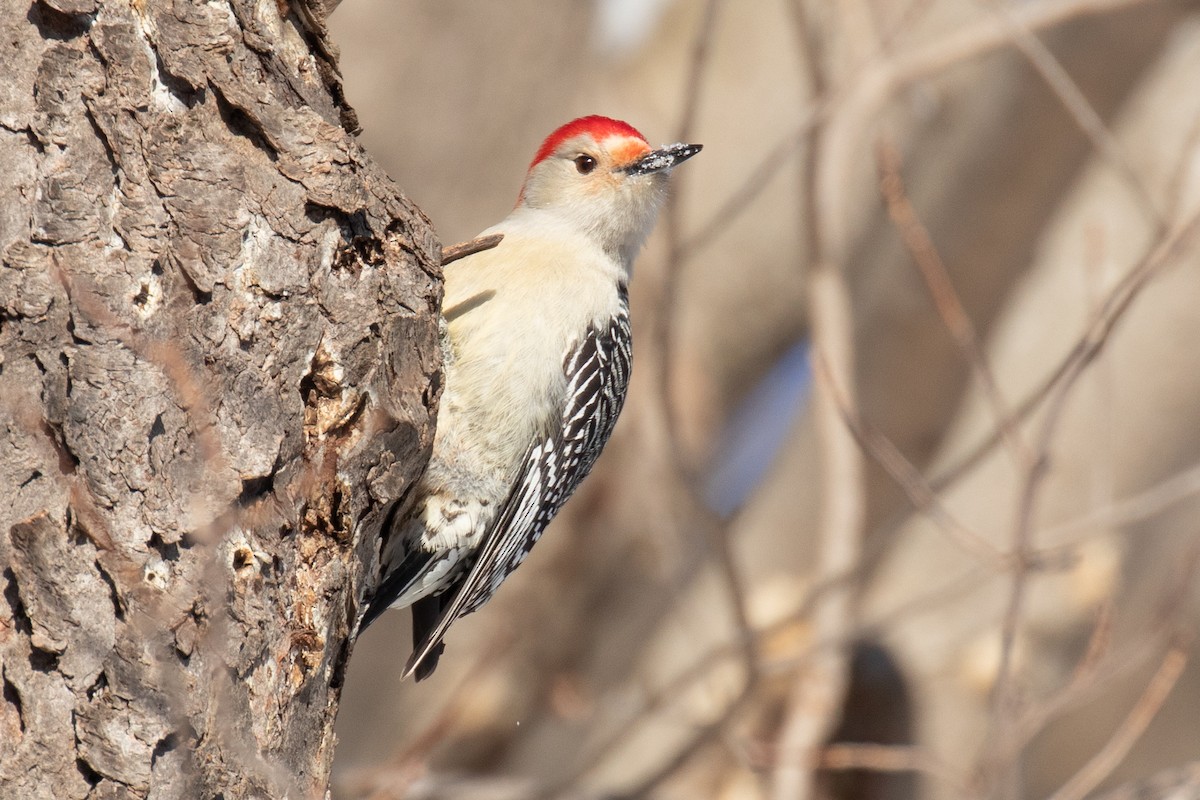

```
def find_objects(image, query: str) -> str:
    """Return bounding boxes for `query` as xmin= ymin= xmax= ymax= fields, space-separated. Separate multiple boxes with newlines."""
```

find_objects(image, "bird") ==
xmin=359 ymin=115 xmax=701 ymax=680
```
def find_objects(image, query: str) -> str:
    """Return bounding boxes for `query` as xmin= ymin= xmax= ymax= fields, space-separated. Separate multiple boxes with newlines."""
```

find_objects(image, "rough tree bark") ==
xmin=0 ymin=0 xmax=440 ymax=797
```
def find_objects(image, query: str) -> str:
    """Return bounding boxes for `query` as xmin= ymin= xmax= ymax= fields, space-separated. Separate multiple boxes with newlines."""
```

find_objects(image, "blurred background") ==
xmin=327 ymin=1 xmax=1200 ymax=798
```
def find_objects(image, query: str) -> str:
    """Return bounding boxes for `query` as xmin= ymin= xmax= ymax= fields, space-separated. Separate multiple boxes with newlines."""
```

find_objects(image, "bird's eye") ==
xmin=574 ymin=154 xmax=597 ymax=175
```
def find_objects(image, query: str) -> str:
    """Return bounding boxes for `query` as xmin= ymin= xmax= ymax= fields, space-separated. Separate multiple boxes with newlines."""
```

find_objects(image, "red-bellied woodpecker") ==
xmin=359 ymin=115 xmax=701 ymax=680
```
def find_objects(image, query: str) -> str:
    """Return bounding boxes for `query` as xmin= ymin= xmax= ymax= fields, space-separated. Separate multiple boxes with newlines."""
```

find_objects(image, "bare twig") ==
xmin=976 ymin=173 xmax=1200 ymax=800
xmin=1048 ymin=638 xmax=1193 ymax=800
xmin=818 ymin=336 xmax=1004 ymax=563
xmin=985 ymin=0 xmax=1167 ymax=233
xmin=658 ymin=0 xmax=723 ymax=473
xmin=1008 ymin=546 xmax=1200 ymax=778
xmin=682 ymin=0 xmax=1160 ymax=266
xmin=876 ymin=140 xmax=1032 ymax=469
xmin=820 ymin=743 xmax=969 ymax=793
xmin=440 ymin=233 xmax=503 ymax=266
xmin=1081 ymin=223 xmax=1119 ymax=548
xmin=610 ymin=680 xmax=755 ymax=800
xmin=1070 ymin=600 xmax=1116 ymax=686
xmin=929 ymin=207 xmax=1200 ymax=509
xmin=1043 ymin=459 xmax=1200 ymax=541
xmin=771 ymin=274 xmax=864 ymax=800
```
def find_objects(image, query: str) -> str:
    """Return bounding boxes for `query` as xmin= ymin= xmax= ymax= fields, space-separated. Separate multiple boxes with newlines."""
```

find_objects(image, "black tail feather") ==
xmin=407 ymin=594 xmax=448 ymax=681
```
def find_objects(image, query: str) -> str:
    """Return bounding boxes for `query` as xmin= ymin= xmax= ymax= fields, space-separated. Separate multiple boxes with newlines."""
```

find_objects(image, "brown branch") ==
xmin=972 ymin=178 xmax=1200 ymax=800
xmin=985 ymin=0 xmax=1166 ymax=233
xmin=681 ymin=0 xmax=1161 ymax=266
xmin=609 ymin=681 xmax=755 ymax=800
xmin=816 ymin=340 xmax=1004 ymax=564
xmin=658 ymin=0 xmax=723 ymax=473
xmin=875 ymin=140 xmax=1032 ymax=469
xmin=772 ymin=273 xmax=864 ymax=800
xmin=440 ymin=233 xmax=503 ymax=266
xmin=1047 ymin=638 xmax=1192 ymax=800
xmin=1043 ymin=459 xmax=1200 ymax=542
xmin=928 ymin=206 xmax=1200 ymax=511
xmin=1006 ymin=547 xmax=1200 ymax=780
xmin=820 ymin=743 xmax=969 ymax=793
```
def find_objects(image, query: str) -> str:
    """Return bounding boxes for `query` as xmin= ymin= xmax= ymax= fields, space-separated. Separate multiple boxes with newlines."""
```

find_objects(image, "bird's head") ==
xmin=517 ymin=115 xmax=701 ymax=263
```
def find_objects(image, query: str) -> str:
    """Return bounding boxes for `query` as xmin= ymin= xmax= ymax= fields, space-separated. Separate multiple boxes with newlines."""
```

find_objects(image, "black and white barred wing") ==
xmin=404 ymin=305 xmax=632 ymax=678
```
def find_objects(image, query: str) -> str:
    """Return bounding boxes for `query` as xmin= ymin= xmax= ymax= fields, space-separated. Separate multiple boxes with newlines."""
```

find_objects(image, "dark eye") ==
xmin=574 ymin=154 xmax=597 ymax=174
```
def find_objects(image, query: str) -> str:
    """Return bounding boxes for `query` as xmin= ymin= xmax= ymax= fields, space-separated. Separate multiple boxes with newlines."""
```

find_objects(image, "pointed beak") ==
xmin=622 ymin=142 xmax=703 ymax=176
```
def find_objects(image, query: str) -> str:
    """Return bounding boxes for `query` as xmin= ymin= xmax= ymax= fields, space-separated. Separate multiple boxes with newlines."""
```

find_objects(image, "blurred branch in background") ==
xmin=330 ymin=0 xmax=1200 ymax=798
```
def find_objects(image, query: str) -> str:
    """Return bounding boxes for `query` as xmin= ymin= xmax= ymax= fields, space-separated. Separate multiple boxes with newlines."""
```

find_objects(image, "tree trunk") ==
xmin=0 ymin=0 xmax=440 ymax=797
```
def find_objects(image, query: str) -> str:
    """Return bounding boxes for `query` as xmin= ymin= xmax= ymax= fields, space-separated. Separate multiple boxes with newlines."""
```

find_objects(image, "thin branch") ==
xmin=984 ymin=380 xmax=1062 ymax=796
xmin=985 ymin=0 xmax=1167 ymax=233
xmin=610 ymin=680 xmax=755 ymax=800
xmin=876 ymin=139 xmax=1032 ymax=470
xmin=1047 ymin=638 xmax=1192 ymax=800
xmin=680 ymin=0 xmax=1161 ymax=265
xmin=1070 ymin=600 xmax=1116 ymax=687
xmin=980 ymin=188 xmax=1200 ymax=800
xmin=1042 ymin=459 xmax=1200 ymax=541
xmin=1009 ymin=546 xmax=1200 ymax=778
xmin=928 ymin=206 xmax=1200 ymax=508
xmin=658 ymin=0 xmax=723 ymax=473
xmin=771 ymin=274 xmax=864 ymax=800
xmin=820 ymin=743 xmax=969 ymax=793
xmin=440 ymin=233 xmax=503 ymax=266
xmin=818 ymin=337 xmax=1005 ymax=564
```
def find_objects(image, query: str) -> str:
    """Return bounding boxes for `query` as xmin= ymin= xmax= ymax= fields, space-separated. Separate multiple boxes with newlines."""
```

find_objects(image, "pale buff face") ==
xmin=518 ymin=133 xmax=671 ymax=261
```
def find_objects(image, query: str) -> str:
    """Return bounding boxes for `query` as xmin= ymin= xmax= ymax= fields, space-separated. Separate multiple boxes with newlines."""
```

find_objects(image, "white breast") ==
xmin=430 ymin=210 xmax=626 ymax=502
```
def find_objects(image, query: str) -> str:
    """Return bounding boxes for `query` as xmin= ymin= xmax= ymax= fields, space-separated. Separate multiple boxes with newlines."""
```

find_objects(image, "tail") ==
xmin=405 ymin=594 xmax=448 ymax=681
xmin=358 ymin=549 xmax=453 ymax=681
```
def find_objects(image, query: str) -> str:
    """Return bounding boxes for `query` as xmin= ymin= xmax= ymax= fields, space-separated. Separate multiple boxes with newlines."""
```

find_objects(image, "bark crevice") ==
xmin=0 ymin=0 xmax=440 ymax=795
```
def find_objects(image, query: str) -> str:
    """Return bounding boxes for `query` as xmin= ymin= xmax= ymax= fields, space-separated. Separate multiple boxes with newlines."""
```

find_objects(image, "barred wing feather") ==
xmin=403 ymin=302 xmax=632 ymax=679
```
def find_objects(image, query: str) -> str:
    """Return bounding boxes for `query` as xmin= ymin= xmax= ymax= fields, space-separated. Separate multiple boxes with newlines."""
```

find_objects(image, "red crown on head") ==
xmin=528 ymin=115 xmax=648 ymax=172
